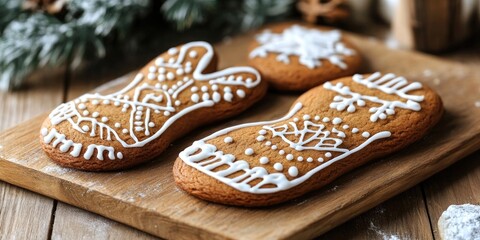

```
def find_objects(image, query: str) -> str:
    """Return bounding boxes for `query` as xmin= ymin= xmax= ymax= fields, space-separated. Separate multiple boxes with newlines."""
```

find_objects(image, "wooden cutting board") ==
xmin=0 ymin=32 xmax=479 ymax=240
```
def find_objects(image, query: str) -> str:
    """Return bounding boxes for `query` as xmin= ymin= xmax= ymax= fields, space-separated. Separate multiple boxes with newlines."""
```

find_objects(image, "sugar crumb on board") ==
xmin=385 ymin=34 xmax=399 ymax=50
xmin=327 ymin=185 xmax=339 ymax=193
xmin=423 ymin=69 xmax=433 ymax=77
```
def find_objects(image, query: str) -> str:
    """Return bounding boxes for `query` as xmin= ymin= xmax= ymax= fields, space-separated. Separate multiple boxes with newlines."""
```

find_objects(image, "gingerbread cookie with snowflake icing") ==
xmin=248 ymin=22 xmax=362 ymax=91
xmin=40 ymin=41 xmax=267 ymax=171
xmin=174 ymin=72 xmax=443 ymax=206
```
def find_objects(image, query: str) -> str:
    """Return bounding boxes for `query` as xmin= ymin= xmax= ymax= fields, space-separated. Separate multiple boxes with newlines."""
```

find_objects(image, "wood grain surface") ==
xmin=0 ymin=69 xmax=65 ymax=239
xmin=0 ymin=32 xmax=479 ymax=239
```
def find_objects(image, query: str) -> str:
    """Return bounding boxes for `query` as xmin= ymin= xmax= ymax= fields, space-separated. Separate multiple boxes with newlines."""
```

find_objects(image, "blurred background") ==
xmin=0 ymin=0 xmax=479 ymax=91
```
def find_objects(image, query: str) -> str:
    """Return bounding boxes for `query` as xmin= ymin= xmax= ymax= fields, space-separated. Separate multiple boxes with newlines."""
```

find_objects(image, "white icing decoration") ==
xmin=332 ymin=117 xmax=342 ymax=124
xmin=179 ymin=103 xmax=392 ymax=194
xmin=41 ymin=128 xmax=82 ymax=157
xmin=249 ymin=25 xmax=354 ymax=69
xmin=212 ymin=92 xmax=221 ymax=102
xmin=256 ymin=135 xmax=265 ymax=141
xmin=168 ymin=47 xmax=178 ymax=55
xmin=273 ymin=163 xmax=283 ymax=171
xmin=236 ymin=89 xmax=246 ymax=98
xmin=263 ymin=118 xmax=346 ymax=152
xmin=84 ymin=144 xmax=116 ymax=160
xmin=224 ymin=137 xmax=233 ymax=143
xmin=46 ymin=41 xmax=262 ymax=161
xmin=288 ymin=166 xmax=299 ymax=177
xmin=324 ymin=72 xmax=424 ymax=122
xmin=224 ymin=92 xmax=233 ymax=102
xmin=259 ymin=157 xmax=269 ymax=164
xmin=191 ymin=94 xmax=200 ymax=103
xmin=245 ymin=148 xmax=254 ymax=156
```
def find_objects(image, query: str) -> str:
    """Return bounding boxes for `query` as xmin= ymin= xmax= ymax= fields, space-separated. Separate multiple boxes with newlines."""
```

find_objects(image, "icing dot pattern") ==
xmin=45 ymin=41 xmax=262 ymax=163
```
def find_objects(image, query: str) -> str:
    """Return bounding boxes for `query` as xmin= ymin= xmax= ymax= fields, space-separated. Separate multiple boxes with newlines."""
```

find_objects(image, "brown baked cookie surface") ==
xmin=248 ymin=22 xmax=362 ymax=91
xmin=40 ymin=41 xmax=267 ymax=171
xmin=174 ymin=72 xmax=443 ymax=207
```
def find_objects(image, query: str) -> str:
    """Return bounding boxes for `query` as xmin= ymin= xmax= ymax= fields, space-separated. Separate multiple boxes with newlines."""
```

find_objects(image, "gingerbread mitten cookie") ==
xmin=248 ymin=22 xmax=362 ymax=91
xmin=174 ymin=72 xmax=443 ymax=206
xmin=40 ymin=41 xmax=267 ymax=171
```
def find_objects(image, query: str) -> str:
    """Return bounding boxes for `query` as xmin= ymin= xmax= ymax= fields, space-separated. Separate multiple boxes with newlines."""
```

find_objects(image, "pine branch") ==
xmin=0 ymin=14 xmax=104 ymax=90
xmin=239 ymin=0 xmax=294 ymax=31
xmin=161 ymin=0 xmax=217 ymax=31
xmin=0 ymin=0 xmax=150 ymax=91
xmin=0 ymin=0 xmax=23 ymax=32
xmin=67 ymin=0 xmax=150 ymax=38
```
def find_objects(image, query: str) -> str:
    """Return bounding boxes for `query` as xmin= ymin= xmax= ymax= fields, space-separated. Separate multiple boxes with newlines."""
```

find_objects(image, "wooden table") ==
xmin=1 ymin=24 xmax=479 ymax=239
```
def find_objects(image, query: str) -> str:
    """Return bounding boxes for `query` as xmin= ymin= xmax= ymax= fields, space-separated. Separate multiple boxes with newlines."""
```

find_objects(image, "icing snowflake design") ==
xmin=42 ymin=41 xmax=261 ymax=161
xmin=264 ymin=120 xmax=346 ymax=152
xmin=324 ymin=72 xmax=425 ymax=122
xmin=249 ymin=25 xmax=354 ymax=69
xmin=180 ymin=103 xmax=391 ymax=194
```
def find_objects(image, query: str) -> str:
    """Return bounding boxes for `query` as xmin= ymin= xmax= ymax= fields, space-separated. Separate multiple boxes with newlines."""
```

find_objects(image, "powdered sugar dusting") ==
xmin=439 ymin=204 xmax=480 ymax=240
xmin=42 ymin=165 xmax=72 ymax=175
xmin=369 ymin=222 xmax=401 ymax=240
